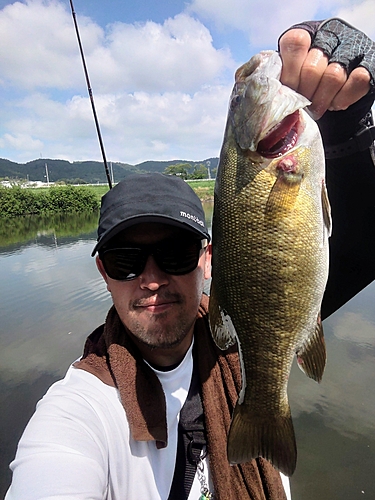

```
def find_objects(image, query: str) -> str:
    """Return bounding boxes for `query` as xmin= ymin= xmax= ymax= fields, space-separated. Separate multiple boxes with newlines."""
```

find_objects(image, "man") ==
xmin=6 ymin=18 xmax=375 ymax=500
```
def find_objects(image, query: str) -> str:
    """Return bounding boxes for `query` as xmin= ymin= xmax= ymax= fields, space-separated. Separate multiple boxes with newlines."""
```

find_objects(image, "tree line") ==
xmin=163 ymin=162 xmax=216 ymax=180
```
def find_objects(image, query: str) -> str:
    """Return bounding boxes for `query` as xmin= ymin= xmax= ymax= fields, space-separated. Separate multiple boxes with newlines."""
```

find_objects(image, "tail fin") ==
xmin=227 ymin=403 xmax=297 ymax=477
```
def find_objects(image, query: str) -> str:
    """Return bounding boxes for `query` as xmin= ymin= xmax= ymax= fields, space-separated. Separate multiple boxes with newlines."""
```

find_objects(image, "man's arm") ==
xmin=279 ymin=19 xmax=375 ymax=319
xmin=5 ymin=372 xmax=109 ymax=500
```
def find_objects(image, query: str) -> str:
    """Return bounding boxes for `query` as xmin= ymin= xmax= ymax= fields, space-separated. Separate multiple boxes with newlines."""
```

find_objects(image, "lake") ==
xmin=1 ymin=207 xmax=375 ymax=499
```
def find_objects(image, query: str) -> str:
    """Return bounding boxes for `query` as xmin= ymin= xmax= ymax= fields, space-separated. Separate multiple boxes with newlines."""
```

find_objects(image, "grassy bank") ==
xmin=85 ymin=179 xmax=215 ymax=201
xmin=186 ymin=179 xmax=214 ymax=201
xmin=0 ymin=179 xmax=215 ymax=218
xmin=0 ymin=185 xmax=99 ymax=217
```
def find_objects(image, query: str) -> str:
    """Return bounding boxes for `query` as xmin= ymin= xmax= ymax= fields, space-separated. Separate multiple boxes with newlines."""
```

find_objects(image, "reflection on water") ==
xmin=289 ymin=286 xmax=375 ymax=498
xmin=0 ymin=212 xmax=112 ymax=495
xmin=0 ymin=211 xmax=99 ymax=249
xmin=1 ymin=204 xmax=375 ymax=499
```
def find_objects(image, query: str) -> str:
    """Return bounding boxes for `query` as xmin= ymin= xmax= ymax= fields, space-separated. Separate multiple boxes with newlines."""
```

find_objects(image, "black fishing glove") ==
xmin=279 ymin=18 xmax=375 ymax=153
xmin=284 ymin=18 xmax=375 ymax=86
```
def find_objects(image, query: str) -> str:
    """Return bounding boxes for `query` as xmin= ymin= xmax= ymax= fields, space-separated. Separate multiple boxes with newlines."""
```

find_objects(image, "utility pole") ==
xmin=45 ymin=163 xmax=50 ymax=187
xmin=110 ymin=161 xmax=115 ymax=185
xmin=206 ymin=160 xmax=211 ymax=180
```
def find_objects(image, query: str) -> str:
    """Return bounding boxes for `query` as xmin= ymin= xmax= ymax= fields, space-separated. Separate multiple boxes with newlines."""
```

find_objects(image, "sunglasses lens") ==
xmin=101 ymin=248 xmax=146 ymax=280
xmin=101 ymin=239 xmax=204 ymax=281
xmin=155 ymin=240 xmax=201 ymax=275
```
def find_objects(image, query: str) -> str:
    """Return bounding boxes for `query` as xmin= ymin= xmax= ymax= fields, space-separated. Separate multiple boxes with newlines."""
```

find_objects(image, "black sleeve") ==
xmin=322 ymin=141 xmax=375 ymax=319
xmin=315 ymin=25 xmax=375 ymax=318
xmin=319 ymin=93 xmax=375 ymax=319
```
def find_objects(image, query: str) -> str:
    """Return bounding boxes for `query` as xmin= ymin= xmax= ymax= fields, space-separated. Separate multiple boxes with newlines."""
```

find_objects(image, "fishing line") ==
xmin=69 ymin=0 xmax=113 ymax=189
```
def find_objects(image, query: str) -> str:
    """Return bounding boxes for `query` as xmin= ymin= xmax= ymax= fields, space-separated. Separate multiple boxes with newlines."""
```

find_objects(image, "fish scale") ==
xmin=209 ymin=50 xmax=331 ymax=476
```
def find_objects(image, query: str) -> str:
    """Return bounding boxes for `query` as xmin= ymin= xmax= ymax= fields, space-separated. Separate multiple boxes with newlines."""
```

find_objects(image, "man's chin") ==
xmin=136 ymin=332 xmax=188 ymax=351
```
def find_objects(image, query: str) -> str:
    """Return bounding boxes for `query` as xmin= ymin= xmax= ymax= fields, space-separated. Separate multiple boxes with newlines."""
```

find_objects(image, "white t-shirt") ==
xmin=6 ymin=343 xmax=291 ymax=499
xmin=5 ymin=343 xmax=211 ymax=500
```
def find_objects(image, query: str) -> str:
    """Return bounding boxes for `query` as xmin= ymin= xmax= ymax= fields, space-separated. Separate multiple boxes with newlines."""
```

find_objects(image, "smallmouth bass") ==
xmin=209 ymin=50 xmax=331 ymax=476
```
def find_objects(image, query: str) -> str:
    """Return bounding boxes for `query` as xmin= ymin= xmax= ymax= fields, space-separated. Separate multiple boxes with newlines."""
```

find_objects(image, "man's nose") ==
xmin=139 ymin=255 xmax=170 ymax=290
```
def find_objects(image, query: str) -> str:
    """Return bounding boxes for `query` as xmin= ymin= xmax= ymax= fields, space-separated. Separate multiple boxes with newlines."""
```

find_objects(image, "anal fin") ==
xmin=296 ymin=312 xmax=326 ymax=382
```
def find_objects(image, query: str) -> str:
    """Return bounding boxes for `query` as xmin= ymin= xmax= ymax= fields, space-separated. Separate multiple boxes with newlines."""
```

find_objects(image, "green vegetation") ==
xmin=186 ymin=179 xmax=214 ymax=200
xmin=0 ymin=185 xmax=100 ymax=218
xmin=86 ymin=180 xmax=214 ymax=201
xmin=77 ymin=185 xmax=110 ymax=199
xmin=78 ymin=180 xmax=214 ymax=202
xmin=0 ymin=180 xmax=214 ymax=218
xmin=163 ymin=162 xmax=217 ymax=180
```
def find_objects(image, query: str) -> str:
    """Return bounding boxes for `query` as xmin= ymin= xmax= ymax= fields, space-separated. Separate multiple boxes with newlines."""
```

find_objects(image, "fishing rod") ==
xmin=69 ymin=0 xmax=113 ymax=189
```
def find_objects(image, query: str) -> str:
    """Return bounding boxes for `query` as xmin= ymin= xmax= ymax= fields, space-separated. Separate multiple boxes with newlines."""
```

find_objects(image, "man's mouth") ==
xmin=139 ymin=302 xmax=174 ymax=312
xmin=133 ymin=294 xmax=181 ymax=312
xmin=257 ymin=110 xmax=301 ymax=158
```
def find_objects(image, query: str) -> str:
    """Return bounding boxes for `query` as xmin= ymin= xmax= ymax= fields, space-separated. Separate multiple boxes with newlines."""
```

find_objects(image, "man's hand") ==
xmin=279 ymin=19 xmax=375 ymax=120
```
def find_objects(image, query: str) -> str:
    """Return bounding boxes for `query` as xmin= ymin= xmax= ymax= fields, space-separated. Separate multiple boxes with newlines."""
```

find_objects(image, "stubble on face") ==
xmin=125 ymin=289 xmax=198 ymax=351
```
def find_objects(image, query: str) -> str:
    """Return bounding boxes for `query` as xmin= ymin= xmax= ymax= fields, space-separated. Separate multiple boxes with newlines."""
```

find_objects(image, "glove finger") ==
xmin=311 ymin=19 xmax=343 ymax=58
xmin=312 ymin=18 xmax=375 ymax=89
xmin=330 ymin=36 xmax=375 ymax=83
xmin=357 ymin=53 xmax=375 ymax=89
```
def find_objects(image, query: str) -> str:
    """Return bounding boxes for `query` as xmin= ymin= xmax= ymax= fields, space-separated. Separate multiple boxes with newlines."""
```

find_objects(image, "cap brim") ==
xmin=91 ymin=214 xmax=210 ymax=256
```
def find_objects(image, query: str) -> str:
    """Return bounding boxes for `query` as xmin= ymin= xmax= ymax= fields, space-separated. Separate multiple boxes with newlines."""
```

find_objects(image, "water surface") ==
xmin=1 ymin=208 xmax=375 ymax=499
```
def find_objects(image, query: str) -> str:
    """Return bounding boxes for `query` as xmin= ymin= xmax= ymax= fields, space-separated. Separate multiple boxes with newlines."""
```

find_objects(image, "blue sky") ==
xmin=0 ymin=0 xmax=374 ymax=165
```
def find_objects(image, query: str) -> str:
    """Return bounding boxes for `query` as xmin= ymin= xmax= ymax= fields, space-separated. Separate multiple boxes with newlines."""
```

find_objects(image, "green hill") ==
xmin=0 ymin=157 xmax=219 ymax=184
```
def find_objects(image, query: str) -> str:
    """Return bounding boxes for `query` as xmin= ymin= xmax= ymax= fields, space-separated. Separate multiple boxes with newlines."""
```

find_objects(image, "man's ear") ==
xmin=96 ymin=256 xmax=111 ymax=291
xmin=204 ymin=243 xmax=212 ymax=280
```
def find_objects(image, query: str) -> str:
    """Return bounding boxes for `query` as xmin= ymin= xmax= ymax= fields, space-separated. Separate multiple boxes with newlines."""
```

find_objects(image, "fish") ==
xmin=209 ymin=50 xmax=331 ymax=477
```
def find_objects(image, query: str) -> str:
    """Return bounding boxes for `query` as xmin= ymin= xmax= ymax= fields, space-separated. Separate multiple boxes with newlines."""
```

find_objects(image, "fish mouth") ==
xmin=257 ymin=110 xmax=301 ymax=159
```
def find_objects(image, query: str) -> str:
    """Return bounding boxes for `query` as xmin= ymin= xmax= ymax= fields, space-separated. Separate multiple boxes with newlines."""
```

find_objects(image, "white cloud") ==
xmin=187 ymin=0 xmax=319 ymax=48
xmin=0 ymin=0 xmax=237 ymax=163
xmin=0 ymin=132 xmax=43 ymax=152
xmin=106 ymin=85 xmax=230 ymax=163
xmin=1 ymin=83 xmax=231 ymax=163
xmin=187 ymin=0 xmax=375 ymax=48
xmin=0 ymin=1 xmax=235 ymax=93
xmin=337 ymin=0 xmax=375 ymax=39
xmin=0 ymin=0 xmax=99 ymax=90
xmin=99 ymin=14 xmax=235 ymax=93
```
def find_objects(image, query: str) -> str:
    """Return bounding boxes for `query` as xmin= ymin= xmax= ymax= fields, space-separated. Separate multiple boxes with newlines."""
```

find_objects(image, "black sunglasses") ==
xmin=100 ymin=238 xmax=208 ymax=281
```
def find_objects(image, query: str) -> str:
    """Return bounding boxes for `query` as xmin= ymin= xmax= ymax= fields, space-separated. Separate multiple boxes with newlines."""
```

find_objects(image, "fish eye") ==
xmin=230 ymin=94 xmax=241 ymax=109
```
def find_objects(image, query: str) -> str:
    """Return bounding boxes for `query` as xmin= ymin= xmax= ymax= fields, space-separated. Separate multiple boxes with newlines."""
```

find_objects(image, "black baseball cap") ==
xmin=91 ymin=173 xmax=210 ymax=256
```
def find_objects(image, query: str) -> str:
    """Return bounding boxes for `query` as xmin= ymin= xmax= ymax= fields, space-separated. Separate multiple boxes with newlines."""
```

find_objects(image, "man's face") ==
xmin=96 ymin=223 xmax=211 ymax=366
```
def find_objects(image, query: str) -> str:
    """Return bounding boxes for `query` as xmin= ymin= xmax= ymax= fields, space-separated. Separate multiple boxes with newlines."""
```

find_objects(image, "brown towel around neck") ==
xmin=75 ymin=294 xmax=287 ymax=500
xmin=75 ymin=306 xmax=168 ymax=447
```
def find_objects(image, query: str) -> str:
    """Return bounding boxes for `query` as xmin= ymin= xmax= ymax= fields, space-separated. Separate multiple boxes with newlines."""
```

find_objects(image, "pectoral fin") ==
xmin=296 ymin=313 xmax=326 ymax=382
xmin=322 ymin=181 xmax=332 ymax=237
xmin=265 ymin=167 xmax=303 ymax=216
xmin=208 ymin=284 xmax=237 ymax=350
